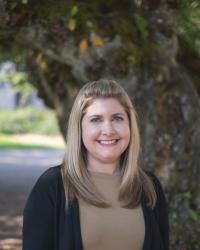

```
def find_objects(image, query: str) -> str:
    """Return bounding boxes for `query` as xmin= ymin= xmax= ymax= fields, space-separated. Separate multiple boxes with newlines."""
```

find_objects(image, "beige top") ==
xmin=78 ymin=171 xmax=145 ymax=250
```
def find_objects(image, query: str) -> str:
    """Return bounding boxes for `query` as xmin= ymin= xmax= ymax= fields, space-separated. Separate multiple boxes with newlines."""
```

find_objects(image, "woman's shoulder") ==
xmin=37 ymin=165 xmax=62 ymax=184
xmin=32 ymin=165 xmax=62 ymax=189
xmin=27 ymin=165 xmax=63 ymax=202
xmin=143 ymin=169 xmax=168 ymax=211
xmin=143 ymin=169 xmax=164 ymax=193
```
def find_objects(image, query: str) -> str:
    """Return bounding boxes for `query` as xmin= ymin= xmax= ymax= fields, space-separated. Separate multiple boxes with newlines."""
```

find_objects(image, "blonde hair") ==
xmin=62 ymin=79 xmax=157 ymax=209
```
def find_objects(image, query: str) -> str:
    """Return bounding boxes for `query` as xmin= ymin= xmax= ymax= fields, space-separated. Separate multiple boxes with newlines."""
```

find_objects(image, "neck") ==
xmin=87 ymin=160 xmax=119 ymax=174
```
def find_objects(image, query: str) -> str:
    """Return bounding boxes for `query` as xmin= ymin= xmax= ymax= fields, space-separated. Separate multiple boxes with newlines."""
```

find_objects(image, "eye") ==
xmin=113 ymin=116 xmax=123 ymax=122
xmin=90 ymin=117 xmax=101 ymax=123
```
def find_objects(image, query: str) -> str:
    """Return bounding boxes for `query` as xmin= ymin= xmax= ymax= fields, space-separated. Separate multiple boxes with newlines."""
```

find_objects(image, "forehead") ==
xmin=84 ymin=98 xmax=126 ymax=115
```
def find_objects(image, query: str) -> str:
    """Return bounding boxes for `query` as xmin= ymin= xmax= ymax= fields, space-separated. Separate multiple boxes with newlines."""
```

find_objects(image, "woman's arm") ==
xmin=22 ymin=168 xmax=57 ymax=250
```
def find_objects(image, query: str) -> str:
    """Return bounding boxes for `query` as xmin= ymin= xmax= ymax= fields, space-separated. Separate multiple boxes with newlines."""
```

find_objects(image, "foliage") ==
xmin=6 ymin=0 xmax=29 ymax=9
xmin=133 ymin=14 xmax=149 ymax=39
xmin=0 ymin=107 xmax=60 ymax=135
xmin=68 ymin=4 xmax=79 ymax=31
xmin=190 ymin=209 xmax=200 ymax=224
xmin=177 ymin=0 xmax=200 ymax=55
xmin=0 ymin=70 xmax=36 ymax=106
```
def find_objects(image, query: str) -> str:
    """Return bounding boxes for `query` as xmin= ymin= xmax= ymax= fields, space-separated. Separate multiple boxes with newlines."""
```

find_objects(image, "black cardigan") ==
xmin=22 ymin=165 xmax=169 ymax=250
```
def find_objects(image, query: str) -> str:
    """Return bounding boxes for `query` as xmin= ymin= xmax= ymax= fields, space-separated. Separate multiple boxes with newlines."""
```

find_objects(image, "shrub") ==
xmin=0 ymin=107 xmax=60 ymax=135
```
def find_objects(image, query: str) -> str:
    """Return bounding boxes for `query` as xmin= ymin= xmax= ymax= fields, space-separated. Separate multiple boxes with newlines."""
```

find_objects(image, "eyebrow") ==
xmin=88 ymin=113 xmax=126 ymax=118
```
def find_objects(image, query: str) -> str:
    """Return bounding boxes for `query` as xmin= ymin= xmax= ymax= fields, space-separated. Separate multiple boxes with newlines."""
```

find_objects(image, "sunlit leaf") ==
xmin=68 ymin=18 xmax=76 ymax=31
xmin=79 ymin=39 xmax=88 ymax=53
xmin=91 ymin=38 xmax=104 ymax=46
xmin=70 ymin=5 xmax=79 ymax=17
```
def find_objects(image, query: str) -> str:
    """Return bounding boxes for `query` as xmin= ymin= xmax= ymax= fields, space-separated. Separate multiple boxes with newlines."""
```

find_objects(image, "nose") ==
xmin=101 ymin=121 xmax=115 ymax=135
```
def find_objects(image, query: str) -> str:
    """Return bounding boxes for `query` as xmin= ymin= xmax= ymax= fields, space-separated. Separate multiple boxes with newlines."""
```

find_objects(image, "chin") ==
xmin=101 ymin=157 xmax=119 ymax=163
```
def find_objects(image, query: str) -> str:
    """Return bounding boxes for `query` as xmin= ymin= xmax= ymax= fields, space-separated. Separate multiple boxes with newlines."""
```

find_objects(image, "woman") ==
xmin=23 ymin=79 xmax=169 ymax=250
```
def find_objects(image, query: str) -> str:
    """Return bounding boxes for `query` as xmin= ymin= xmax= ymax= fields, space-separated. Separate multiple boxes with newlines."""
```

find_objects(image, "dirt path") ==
xmin=0 ymin=149 xmax=64 ymax=250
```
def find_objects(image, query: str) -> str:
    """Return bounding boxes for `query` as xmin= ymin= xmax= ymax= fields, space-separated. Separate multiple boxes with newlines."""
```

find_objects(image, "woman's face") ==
xmin=81 ymin=98 xmax=130 ymax=168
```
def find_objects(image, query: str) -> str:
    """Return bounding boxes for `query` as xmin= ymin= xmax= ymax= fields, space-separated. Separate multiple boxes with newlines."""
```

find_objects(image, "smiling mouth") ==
xmin=97 ymin=139 xmax=119 ymax=145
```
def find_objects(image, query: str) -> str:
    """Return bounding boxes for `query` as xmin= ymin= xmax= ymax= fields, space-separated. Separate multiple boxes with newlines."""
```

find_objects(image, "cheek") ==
xmin=117 ymin=123 xmax=130 ymax=137
xmin=82 ymin=123 xmax=98 ymax=143
xmin=127 ymin=124 xmax=131 ymax=137
xmin=125 ymin=129 xmax=131 ymax=144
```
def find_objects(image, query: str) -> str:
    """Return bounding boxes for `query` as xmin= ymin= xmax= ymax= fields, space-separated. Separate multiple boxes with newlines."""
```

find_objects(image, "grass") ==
xmin=0 ymin=134 xmax=65 ymax=150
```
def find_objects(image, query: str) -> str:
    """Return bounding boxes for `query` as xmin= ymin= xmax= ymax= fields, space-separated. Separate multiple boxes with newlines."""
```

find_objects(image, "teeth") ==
xmin=99 ymin=140 xmax=117 ymax=145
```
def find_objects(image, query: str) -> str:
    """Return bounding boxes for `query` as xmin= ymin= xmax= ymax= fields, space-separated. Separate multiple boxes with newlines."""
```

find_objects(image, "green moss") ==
xmin=171 ymin=218 xmax=200 ymax=248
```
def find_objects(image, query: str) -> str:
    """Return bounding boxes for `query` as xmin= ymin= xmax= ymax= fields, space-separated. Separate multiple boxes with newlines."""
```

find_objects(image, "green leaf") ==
xmin=169 ymin=217 xmax=177 ymax=228
xmin=68 ymin=18 xmax=76 ymax=31
xmin=190 ymin=209 xmax=200 ymax=224
xmin=70 ymin=5 xmax=79 ymax=17
xmin=134 ymin=14 xmax=149 ymax=39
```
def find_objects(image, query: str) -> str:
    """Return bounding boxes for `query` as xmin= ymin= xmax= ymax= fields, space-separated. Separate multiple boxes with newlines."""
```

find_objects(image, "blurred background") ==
xmin=0 ymin=0 xmax=199 ymax=249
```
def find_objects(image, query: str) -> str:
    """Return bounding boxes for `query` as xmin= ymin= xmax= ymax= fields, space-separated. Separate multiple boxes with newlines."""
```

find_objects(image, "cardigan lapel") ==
xmin=148 ymin=207 xmax=165 ymax=250
xmin=59 ymin=201 xmax=75 ymax=250
xmin=72 ymin=199 xmax=83 ymax=250
xmin=142 ymin=200 xmax=153 ymax=250
xmin=141 ymin=198 xmax=164 ymax=250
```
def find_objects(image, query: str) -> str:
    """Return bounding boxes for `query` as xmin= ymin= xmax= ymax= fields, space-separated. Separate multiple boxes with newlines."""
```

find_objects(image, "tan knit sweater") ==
xmin=78 ymin=171 xmax=145 ymax=250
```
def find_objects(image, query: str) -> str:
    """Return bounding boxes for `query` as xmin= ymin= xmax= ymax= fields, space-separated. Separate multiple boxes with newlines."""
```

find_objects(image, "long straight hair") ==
xmin=61 ymin=79 xmax=157 ymax=209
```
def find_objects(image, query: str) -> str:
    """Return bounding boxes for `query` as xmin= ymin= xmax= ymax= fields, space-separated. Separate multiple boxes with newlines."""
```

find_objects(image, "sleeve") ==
xmin=151 ymin=173 xmax=170 ymax=250
xmin=22 ymin=168 xmax=57 ymax=250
